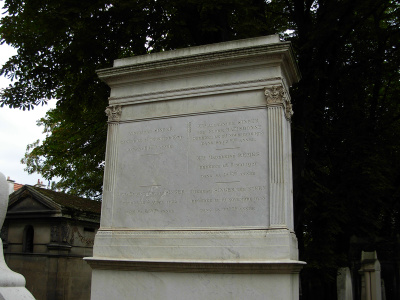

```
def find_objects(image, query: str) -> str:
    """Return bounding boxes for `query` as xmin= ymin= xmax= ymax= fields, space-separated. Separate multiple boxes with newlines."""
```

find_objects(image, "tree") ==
xmin=286 ymin=1 xmax=400 ymax=298
xmin=1 ymin=0 xmax=279 ymax=198
xmin=1 ymin=0 xmax=399 ymax=298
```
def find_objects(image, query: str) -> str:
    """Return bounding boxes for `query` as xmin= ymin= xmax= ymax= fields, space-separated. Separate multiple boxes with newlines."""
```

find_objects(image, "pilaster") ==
xmin=265 ymin=84 xmax=293 ymax=229
xmin=101 ymin=105 xmax=122 ymax=228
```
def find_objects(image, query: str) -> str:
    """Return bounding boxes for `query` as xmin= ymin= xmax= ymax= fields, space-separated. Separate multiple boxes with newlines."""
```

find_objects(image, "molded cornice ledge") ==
xmin=96 ymin=35 xmax=301 ymax=91
xmin=85 ymin=257 xmax=306 ymax=274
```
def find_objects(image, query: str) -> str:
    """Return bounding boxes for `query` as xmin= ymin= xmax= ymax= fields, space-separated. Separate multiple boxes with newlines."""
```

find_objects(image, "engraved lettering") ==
xmin=115 ymin=110 xmax=269 ymax=227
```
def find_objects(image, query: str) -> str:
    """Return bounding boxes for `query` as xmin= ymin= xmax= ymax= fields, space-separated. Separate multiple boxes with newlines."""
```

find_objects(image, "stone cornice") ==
xmin=99 ymin=44 xmax=284 ymax=76
xmin=85 ymin=257 xmax=305 ymax=274
xmin=108 ymin=78 xmax=281 ymax=106
xmin=97 ymin=41 xmax=300 ymax=88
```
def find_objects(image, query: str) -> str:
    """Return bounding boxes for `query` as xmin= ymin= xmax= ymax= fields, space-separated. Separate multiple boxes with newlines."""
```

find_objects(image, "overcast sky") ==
xmin=0 ymin=43 xmax=57 ymax=186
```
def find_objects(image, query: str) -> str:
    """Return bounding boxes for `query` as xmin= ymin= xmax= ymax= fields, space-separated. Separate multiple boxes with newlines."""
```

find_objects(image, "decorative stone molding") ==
xmin=284 ymin=96 xmax=294 ymax=120
xmin=48 ymin=223 xmax=72 ymax=252
xmin=105 ymin=105 xmax=122 ymax=122
xmin=264 ymin=85 xmax=285 ymax=105
xmin=264 ymin=85 xmax=293 ymax=121
xmin=50 ymin=223 xmax=70 ymax=243
xmin=85 ymin=258 xmax=305 ymax=274
xmin=47 ymin=243 xmax=72 ymax=252
xmin=61 ymin=223 xmax=70 ymax=243
xmin=108 ymin=78 xmax=282 ymax=106
xmin=50 ymin=225 xmax=58 ymax=242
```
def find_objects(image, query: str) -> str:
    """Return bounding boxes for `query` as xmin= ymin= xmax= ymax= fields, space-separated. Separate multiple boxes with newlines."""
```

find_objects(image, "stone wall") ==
xmin=3 ymin=218 xmax=97 ymax=300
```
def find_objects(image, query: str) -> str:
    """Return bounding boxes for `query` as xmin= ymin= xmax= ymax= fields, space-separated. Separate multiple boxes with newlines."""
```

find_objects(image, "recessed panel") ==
xmin=113 ymin=109 xmax=269 ymax=229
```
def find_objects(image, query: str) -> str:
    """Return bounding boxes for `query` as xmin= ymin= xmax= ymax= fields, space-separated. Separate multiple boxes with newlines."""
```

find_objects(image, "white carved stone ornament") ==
xmin=284 ymin=98 xmax=294 ymax=120
xmin=0 ymin=172 xmax=36 ymax=299
xmin=264 ymin=85 xmax=285 ymax=105
xmin=264 ymin=85 xmax=294 ymax=120
xmin=105 ymin=105 xmax=122 ymax=122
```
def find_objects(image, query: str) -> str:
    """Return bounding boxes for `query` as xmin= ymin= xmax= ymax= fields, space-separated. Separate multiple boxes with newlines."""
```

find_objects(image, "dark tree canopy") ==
xmin=1 ymin=0 xmax=283 ymax=199
xmin=1 ymin=0 xmax=399 ymax=298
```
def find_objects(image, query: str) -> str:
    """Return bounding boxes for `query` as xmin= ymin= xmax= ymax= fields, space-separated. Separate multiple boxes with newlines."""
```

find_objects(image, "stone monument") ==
xmin=337 ymin=267 xmax=353 ymax=300
xmin=359 ymin=251 xmax=382 ymax=300
xmin=0 ymin=172 xmax=35 ymax=299
xmin=86 ymin=35 xmax=305 ymax=299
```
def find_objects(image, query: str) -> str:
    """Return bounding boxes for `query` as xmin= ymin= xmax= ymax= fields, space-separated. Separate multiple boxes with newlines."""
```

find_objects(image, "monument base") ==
xmin=89 ymin=229 xmax=300 ymax=261
xmin=89 ymin=261 xmax=303 ymax=300
xmin=86 ymin=229 xmax=304 ymax=300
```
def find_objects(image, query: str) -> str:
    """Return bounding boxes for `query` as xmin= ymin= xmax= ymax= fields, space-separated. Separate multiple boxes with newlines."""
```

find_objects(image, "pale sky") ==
xmin=0 ymin=43 xmax=57 ymax=186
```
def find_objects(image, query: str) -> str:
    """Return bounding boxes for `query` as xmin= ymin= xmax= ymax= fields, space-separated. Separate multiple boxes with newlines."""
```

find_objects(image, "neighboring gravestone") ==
xmin=359 ymin=251 xmax=382 ymax=300
xmin=86 ymin=35 xmax=305 ymax=300
xmin=0 ymin=172 xmax=35 ymax=300
xmin=337 ymin=267 xmax=353 ymax=300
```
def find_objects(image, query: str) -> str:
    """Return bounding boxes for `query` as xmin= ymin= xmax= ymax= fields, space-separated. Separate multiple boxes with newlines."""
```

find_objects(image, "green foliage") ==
xmin=1 ymin=0 xmax=400 ymax=297
xmin=1 ymin=0 xmax=277 ymax=198
xmin=286 ymin=0 xmax=400 ymax=296
xmin=22 ymin=100 xmax=108 ymax=199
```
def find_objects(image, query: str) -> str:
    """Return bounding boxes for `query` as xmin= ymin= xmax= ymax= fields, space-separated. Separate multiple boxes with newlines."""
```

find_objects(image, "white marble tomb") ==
xmin=86 ymin=35 xmax=305 ymax=300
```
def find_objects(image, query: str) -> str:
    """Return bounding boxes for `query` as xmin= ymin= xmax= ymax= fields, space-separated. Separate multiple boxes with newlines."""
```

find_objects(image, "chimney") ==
xmin=34 ymin=179 xmax=46 ymax=189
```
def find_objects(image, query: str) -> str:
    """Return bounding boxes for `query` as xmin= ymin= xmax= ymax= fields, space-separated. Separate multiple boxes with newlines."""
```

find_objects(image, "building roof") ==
xmin=29 ymin=186 xmax=101 ymax=214
xmin=13 ymin=183 xmax=24 ymax=191
xmin=7 ymin=185 xmax=101 ymax=221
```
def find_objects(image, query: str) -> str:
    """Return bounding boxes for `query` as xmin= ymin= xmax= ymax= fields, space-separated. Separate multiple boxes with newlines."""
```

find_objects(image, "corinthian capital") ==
xmin=264 ymin=85 xmax=285 ymax=105
xmin=105 ymin=105 xmax=122 ymax=122
xmin=264 ymin=85 xmax=293 ymax=121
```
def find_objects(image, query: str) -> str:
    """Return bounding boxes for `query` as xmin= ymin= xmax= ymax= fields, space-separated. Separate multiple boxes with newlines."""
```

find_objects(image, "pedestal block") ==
xmin=86 ymin=35 xmax=305 ymax=300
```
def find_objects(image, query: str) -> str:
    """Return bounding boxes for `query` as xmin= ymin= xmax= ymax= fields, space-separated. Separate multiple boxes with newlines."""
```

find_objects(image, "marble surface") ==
xmin=88 ymin=35 xmax=304 ymax=299
xmin=114 ymin=109 xmax=268 ymax=229
xmin=337 ymin=267 xmax=353 ymax=300
xmin=0 ymin=173 xmax=7 ymax=229
xmin=112 ymin=35 xmax=281 ymax=67
xmin=91 ymin=229 xmax=300 ymax=261
xmin=91 ymin=270 xmax=299 ymax=300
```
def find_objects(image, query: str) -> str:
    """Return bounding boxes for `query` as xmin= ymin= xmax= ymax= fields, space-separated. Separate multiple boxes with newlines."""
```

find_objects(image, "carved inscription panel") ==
xmin=114 ymin=109 xmax=269 ymax=228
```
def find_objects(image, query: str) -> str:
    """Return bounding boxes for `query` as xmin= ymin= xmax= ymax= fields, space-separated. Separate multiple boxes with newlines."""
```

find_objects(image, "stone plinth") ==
xmin=0 ymin=172 xmax=35 ymax=300
xmin=86 ymin=35 xmax=305 ymax=300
